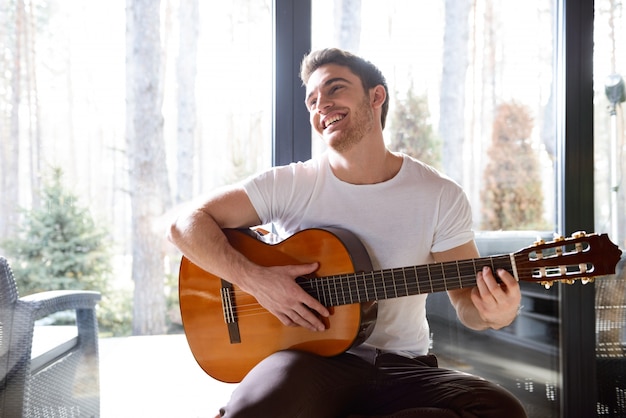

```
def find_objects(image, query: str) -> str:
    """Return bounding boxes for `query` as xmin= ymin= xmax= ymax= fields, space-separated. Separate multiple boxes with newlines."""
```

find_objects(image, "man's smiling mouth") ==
xmin=323 ymin=114 xmax=345 ymax=129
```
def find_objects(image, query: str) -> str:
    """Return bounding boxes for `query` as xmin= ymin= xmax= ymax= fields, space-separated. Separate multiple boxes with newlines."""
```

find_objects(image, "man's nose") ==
xmin=315 ymin=94 xmax=333 ymax=113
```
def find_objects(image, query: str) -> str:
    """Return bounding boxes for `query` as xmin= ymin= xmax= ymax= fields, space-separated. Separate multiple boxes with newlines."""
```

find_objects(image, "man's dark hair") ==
xmin=300 ymin=48 xmax=390 ymax=129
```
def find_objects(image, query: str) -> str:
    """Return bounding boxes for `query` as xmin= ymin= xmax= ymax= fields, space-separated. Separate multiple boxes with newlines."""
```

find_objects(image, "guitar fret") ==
xmin=439 ymin=263 xmax=448 ymax=290
xmin=391 ymin=269 xmax=400 ymax=298
xmin=427 ymin=264 xmax=435 ymax=293
xmin=443 ymin=262 xmax=459 ymax=291
xmin=324 ymin=276 xmax=331 ymax=306
xmin=379 ymin=271 xmax=386 ymax=300
xmin=372 ymin=271 xmax=380 ymax=300
xmin=402 ymin=267 xmax=410 ymax=297
xmin=459 ymin=260 xmax=476 ymax=287
xmin=356 ymin=272 xmax=365 ymax=303
xmin=385 ymin=270 xmax=393 ymax=299
xmin=346 ymin=273 xmax=361 ymax=303
xmin=471 ymin=259 xmax=478 ymax=286
xmin=361 ymin=273 xmax=370 ymax=301
xmin=338 ymin=274 xmax=346 ymax=305
xmin=414 ymin=266 xmax=421 ymax=294
xmin=346 ymin=274 xmax=354 ymax=304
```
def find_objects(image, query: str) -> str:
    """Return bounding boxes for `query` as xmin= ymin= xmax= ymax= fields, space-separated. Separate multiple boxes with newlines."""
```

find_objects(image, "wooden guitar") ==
xmin=178 ymin=228 xmax=622 ymax=383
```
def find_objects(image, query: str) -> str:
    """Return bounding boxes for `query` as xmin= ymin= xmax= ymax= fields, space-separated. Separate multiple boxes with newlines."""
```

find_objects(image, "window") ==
xmin=1 ymin=0 xmax=608 ymax=416
xmin=594 ymin=0 xmax=626 ymax=415
xmin=0 ymin=1 xmax=273 ymax=415
xmin=311 ymin=1 xmax=565 ymax=416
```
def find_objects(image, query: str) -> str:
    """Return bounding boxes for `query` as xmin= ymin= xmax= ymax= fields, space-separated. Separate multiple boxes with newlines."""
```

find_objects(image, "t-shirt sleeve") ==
xmin=241 ymin=161 xmax=316 ymax=228
xmin=430 ymin=181 xmax=475 ymax=253
xmin=241 ymin=167 xmax=277 ymax=225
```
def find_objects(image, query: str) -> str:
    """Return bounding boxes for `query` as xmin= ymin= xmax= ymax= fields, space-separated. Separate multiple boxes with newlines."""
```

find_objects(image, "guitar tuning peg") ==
xmin=534 ymin=238 xmax=546 ymax=246
xmin=541 ymin=281 xmax=553 ymax=289
xmin=563 ymin=279 xmax=576 ymax=285
xmin=554 ymin=235 xmax=565 ymax=242
xmin=572 ymin=231 xmax=587 ymax=238
xmin=581 ymin=277 xmax=595 ymax=285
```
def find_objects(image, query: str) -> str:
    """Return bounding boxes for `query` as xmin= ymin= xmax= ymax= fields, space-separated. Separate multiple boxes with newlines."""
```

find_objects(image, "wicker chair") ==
xmin=0 ymin=256 xmax=101 ymax=418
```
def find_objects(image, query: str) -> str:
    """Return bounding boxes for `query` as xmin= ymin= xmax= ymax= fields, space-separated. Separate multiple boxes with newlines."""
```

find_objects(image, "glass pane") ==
xmin=312 ymin=1 xmax=560 ymax=417
xmin=0 ymin=0 xmax=272 ymax=416
xmin=593 ymin=1 xmax=626 ymax=416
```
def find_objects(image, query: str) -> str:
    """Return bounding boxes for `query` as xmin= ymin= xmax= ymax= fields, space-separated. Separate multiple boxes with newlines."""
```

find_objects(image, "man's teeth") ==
xmin=324 ymin=115 xmax=344 ymax=128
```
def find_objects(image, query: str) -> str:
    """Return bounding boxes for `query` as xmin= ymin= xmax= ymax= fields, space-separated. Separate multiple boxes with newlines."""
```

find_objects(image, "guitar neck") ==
xmin=298 ymin=254 xmax=515 ymax=307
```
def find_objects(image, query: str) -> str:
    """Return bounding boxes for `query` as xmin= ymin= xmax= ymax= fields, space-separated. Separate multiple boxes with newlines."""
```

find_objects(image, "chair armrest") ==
xmin=20 ymin=290 xmax=101 ymax=321
xmin=31 ymin=329 xmax=79 ymax=373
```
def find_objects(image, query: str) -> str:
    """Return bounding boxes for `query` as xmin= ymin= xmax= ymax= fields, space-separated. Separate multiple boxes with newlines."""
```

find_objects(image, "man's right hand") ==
xmin=238 ymin=262 xmax=330 ymax=332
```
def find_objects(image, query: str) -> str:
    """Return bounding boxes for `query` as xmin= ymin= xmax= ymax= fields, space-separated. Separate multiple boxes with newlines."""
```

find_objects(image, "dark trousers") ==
xmin=219 ymin=348 xmax=527 ymax=418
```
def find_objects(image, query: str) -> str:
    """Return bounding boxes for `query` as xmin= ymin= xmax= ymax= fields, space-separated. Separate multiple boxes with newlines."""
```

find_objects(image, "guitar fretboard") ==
xmin=297 ymin=255 xmax=514 ymax=307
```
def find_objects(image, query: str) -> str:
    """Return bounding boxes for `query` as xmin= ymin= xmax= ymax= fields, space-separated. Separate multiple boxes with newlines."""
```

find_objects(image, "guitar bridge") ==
xmin=220 ymin=279 xmax=241 ymax=344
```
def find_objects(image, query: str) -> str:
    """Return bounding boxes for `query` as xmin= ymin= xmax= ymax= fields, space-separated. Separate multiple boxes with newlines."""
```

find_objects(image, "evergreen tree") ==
xmin=3 ymin=167 xmax=111 ymax=295
xmin=389 ymin=86 xmax=442 ymax=169
xmin=481 ymin=101 xmax=546 ymax=230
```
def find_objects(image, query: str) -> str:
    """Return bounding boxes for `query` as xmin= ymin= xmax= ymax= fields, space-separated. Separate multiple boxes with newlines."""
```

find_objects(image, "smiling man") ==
xmin=169 ymin=48 xmax=527 ymax=418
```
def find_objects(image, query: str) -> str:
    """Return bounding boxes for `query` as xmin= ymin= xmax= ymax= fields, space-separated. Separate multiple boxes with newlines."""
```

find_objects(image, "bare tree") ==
xmin=334 ymin=0 xmax=361 ymax=52
xmin=25 ymin=0 xmax=41 ymax=210
xmin=439 ymin=0 xmax=471 ymax=184
xmin=176 ymin=0 xmax=199 ymax=204
xmin=126 ymin=0 xmax=169 ymax=335
xmin=1 ymin=0 xmax=24 ymax=243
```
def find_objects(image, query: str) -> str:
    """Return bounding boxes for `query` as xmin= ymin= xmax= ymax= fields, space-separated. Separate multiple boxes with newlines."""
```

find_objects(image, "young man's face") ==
xmin=305 ymin=64 xmax=375 ymax=153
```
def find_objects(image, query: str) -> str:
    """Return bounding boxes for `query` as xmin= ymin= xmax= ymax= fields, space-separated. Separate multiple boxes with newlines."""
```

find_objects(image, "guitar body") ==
xmin=179 ymin=227 xmax=377 ymax=383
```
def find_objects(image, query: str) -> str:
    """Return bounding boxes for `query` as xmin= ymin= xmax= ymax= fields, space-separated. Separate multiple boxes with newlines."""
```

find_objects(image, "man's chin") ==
xmin=325 ymin=135 xmax=361 ymax=154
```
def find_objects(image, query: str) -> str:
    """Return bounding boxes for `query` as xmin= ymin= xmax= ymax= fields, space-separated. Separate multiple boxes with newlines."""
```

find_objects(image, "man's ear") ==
xmin=370 ymin=85 xmax=386 ymax=109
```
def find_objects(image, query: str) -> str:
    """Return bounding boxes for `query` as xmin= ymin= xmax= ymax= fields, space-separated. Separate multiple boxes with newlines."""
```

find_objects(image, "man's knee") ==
xmin=453 ymin=381 xmax=527 ymax=418
xmin=219 ymin=350 xmax=343 ymax=418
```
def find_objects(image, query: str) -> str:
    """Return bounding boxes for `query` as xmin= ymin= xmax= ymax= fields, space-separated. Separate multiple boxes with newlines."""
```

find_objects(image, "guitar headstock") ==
xmin=513 ymin=231 xmax=622 ymax=288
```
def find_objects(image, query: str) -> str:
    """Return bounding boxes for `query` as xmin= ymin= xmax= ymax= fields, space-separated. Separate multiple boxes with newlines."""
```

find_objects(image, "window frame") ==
xmin=272 ymin=0 xmax=312 ymax=166
xmin=558 ymin=0 xmax=596 ymax=416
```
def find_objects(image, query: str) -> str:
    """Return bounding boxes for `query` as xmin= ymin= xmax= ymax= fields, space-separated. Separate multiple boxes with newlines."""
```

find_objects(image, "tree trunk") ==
xmin=176 ymin=0 xmax=199 ymax=204
xmin=439 ymin=0 xmax=470 ymax=184
xmin=1 ymin=0 xmax=24 ymax=242
xmin=334 ymin=0 xmax=361 ymax=52
xmin=126 ymin=0 xmax=168 ymax=335
xmin=26 ymin=0 xmax=42 ymax=210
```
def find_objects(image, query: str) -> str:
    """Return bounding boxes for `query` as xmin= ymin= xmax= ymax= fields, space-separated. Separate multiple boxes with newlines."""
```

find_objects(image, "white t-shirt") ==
xmin=242 ymin=152 xmax=474 ymax=355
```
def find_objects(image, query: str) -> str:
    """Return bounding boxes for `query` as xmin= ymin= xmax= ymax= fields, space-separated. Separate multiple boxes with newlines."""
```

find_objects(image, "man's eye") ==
xmin=308 ymin=100 xmax=317 ymax=109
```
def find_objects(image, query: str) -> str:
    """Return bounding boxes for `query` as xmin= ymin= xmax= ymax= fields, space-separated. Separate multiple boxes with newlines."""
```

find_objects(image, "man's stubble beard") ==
xmin=327 ymin=96 xmax=375 ymax=154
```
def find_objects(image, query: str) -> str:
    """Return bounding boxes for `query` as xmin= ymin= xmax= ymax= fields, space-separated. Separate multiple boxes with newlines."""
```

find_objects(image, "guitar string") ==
xmin=223 ymin=263 xmax=585 ymax=301
xmin=192 ymin=234 xmax=603 ymax=320
xmin=222 ymin=273 xmax=481 ymax=317
xmin=218 ymin=264 xmax=592 ymax=319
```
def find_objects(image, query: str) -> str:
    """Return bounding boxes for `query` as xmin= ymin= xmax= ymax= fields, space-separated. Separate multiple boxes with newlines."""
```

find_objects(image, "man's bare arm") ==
xmin=433 ymin=241 xmax=521 ymax=330
xmin=168 ymin=185 xmax=329 ymax=331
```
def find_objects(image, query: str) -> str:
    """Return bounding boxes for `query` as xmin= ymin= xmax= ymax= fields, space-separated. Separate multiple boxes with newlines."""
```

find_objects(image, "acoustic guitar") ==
xmin=178 ymin=227 xmax=622 ymax=383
